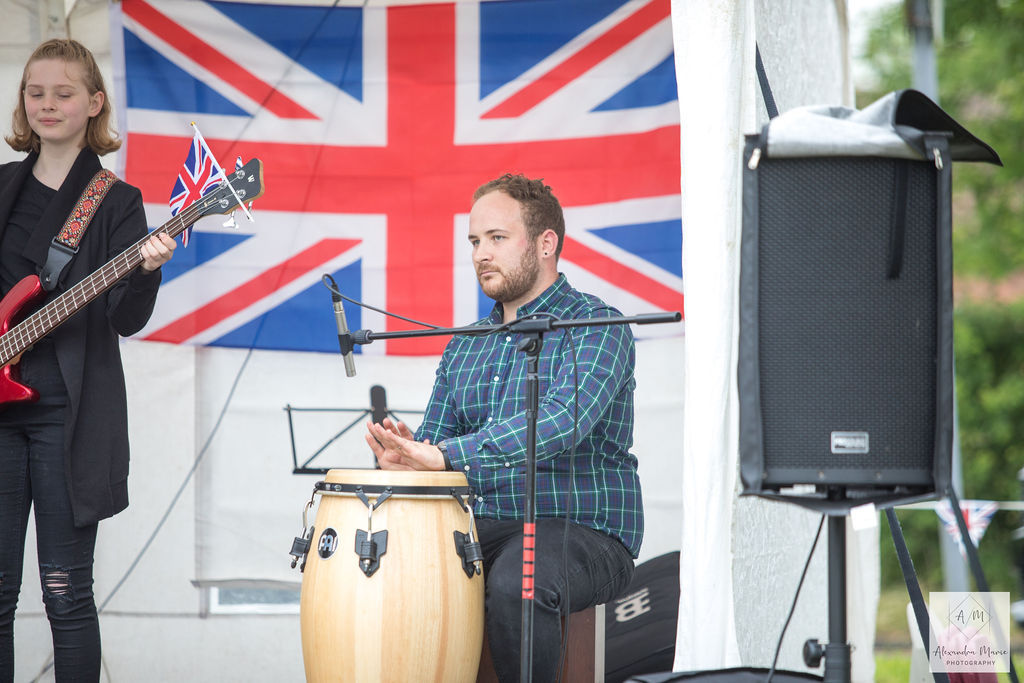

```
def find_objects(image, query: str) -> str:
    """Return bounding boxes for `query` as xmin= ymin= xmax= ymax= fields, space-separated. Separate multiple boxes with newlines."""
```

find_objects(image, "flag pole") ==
xmin=190 ymin=121 xmax=255 ymax=223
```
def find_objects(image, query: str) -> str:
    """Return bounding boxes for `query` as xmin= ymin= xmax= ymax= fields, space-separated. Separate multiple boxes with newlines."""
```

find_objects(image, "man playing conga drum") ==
xmin=366 ymin=173 xmax=642 ymax=683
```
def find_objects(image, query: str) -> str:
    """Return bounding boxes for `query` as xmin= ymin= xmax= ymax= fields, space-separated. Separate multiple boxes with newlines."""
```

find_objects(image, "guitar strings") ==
xmin=0 ymin=173 xmax=248 ymax=364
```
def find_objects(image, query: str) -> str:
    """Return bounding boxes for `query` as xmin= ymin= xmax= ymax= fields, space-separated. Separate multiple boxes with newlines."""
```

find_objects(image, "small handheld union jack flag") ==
xmin=168 ymin=123 xmax=226 ymax=247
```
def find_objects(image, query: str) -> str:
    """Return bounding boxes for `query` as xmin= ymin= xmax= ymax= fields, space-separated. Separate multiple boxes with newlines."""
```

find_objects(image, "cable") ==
xmin=212 ymin=0 xmax=362 ymax=163
xmin=321 ymin=273 xmax=440 ymax=329
xmin=556 ymin=325 xmax=581 ymax=682
xmin=103 ymin=348 xmax=256 ymax=614
xmin=765 ymin=514 xmax=826 ymax=683
xmin=223 ymin=0 xmax=370 ymax=215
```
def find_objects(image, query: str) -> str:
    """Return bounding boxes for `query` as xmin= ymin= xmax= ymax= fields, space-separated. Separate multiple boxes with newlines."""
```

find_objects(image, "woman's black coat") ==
xmin=0 ymin=148 xmax=162 ymax=526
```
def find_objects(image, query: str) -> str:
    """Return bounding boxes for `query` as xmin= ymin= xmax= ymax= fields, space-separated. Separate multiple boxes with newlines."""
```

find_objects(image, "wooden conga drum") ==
xmin=299 ymin=469 xmax=484 ymax=682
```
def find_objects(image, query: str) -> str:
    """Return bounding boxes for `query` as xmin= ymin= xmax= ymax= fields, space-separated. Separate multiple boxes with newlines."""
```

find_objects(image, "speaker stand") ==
xmin=802 ymin=490 xmax=851 ymax=683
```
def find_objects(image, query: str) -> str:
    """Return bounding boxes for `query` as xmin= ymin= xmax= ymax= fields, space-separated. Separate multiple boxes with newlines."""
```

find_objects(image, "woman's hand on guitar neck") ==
xmin=139 ymin=233 xmax=177 ymax=273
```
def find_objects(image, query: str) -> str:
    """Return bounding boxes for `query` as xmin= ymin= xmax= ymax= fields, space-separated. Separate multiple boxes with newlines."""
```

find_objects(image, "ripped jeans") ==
xmin=0 ymin=356 xmax=100 ymax=682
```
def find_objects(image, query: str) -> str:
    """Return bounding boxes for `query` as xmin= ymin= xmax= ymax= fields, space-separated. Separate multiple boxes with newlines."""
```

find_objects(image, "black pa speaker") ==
xmin=738 ymin=132 xmax=956 ymax=505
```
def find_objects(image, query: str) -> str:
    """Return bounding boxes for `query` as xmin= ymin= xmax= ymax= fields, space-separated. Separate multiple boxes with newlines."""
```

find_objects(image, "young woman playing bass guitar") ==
xmin=0 ymin=38 xmax=175 ymax=681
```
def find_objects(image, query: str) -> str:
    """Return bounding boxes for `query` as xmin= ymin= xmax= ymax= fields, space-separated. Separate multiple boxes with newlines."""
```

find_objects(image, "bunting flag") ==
xmin=120 ymin=0 xmax=683 ymax=354
xmin=935 ymin=499 xmax=999 ymax=558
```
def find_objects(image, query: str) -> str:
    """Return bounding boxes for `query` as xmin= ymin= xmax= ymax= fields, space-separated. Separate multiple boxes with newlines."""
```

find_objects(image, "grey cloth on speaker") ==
xmin=762 ymin=89 xmax=1002 ymax=165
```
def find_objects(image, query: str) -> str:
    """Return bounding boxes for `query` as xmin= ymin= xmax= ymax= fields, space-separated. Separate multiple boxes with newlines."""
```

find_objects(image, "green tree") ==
xmin=860 ymin=0 xmax=1024 ymax=278
xmin=953 ymin=302 xmax=1024 ymax=592
xmin=861 ymin=1 xmax=1024 ymax=596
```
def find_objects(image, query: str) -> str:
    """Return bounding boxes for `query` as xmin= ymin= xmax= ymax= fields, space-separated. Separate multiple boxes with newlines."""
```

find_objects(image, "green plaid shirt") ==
xmin=416 ymin=274 xmax=643 ymax=556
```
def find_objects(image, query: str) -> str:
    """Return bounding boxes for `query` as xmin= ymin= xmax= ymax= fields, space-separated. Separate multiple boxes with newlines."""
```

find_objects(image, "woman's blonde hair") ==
xmin=5 ymin=38 xmax=121 ymax=155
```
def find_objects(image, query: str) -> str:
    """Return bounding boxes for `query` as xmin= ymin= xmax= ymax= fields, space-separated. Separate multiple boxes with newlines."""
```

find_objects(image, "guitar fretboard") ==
xmin=0 ymin=194 xmax=216 ymax=365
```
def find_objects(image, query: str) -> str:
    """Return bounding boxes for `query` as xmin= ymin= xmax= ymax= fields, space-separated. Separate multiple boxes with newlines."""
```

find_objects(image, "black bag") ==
xmin=605 ymin=551 xmax=680 ymax=682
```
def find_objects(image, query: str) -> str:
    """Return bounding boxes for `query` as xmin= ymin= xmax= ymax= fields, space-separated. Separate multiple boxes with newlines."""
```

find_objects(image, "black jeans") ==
xmin=0 ymin=353 xmax=100 ymax=682
xmin=476 ymin=517 xmax=635 ymax=683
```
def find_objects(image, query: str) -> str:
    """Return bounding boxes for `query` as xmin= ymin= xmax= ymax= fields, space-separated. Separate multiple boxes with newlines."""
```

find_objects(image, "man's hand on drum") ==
xmin=365 ymin=418 xmax=445 ymax=471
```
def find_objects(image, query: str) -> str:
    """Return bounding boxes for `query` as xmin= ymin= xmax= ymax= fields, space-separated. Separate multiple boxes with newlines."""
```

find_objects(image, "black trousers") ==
xmin=476 ymin=517 xmax=635 ymax=683
xmin=0 ymin=352 xmax=100 ymax=683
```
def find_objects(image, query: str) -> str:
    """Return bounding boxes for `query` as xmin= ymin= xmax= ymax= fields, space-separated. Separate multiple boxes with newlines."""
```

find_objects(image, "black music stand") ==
xmin=286 ymin=386 xmax=420 ymax=474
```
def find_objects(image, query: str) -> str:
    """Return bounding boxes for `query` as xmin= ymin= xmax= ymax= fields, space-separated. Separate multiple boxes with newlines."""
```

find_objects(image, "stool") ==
xmin=476 ymin=604 xmax=605 ymax=683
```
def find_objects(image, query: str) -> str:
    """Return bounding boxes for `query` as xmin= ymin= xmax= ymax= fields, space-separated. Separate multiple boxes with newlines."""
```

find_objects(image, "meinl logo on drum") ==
xmin=318 ymin=528 xmax=338 ymax=559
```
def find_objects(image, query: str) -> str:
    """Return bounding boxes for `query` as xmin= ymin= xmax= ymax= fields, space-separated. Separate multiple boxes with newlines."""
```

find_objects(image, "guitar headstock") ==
xmin=199 ymin=159 xmax=266 ymax=217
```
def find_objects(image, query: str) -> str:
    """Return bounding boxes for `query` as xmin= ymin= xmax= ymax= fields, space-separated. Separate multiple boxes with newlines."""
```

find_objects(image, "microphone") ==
xmin=370 ymin=385 xmax=388 ymax=425
xmin=332 ymin=292 xmax=357 ymax=377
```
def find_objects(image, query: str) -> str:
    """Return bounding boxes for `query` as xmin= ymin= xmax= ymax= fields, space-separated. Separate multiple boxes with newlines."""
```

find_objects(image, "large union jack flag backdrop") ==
xmin=119 ymin=0 xmax=683 ymax=355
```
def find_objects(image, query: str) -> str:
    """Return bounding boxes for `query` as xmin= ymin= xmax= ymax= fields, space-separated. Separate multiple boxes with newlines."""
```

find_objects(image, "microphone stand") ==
xmin=349 ymin=310 xmax=680 ymax=683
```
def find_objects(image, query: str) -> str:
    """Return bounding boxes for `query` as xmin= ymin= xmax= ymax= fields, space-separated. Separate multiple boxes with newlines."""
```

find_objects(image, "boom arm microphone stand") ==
xmin=348 ymin=310 xmax=680 ymax=683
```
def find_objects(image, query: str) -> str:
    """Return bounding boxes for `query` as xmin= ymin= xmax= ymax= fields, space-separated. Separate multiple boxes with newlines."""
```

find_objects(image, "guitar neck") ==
xmin=0 ymin=200 xmax=207 ymax=362
xmin=0 ymin=157 xmax=264 ymax=366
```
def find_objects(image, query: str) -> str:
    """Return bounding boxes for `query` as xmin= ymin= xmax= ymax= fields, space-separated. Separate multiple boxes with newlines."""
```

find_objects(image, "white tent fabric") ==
xmin=672 ymin=0 xmax=752 ymax=669
xmin=672 ymin=1 xmax=878 ymax=680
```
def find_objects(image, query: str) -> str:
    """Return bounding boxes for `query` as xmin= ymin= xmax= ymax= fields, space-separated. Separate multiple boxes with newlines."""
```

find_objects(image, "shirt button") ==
xmin=487 ymin=417 xmax=493 ymax=422
xmin=503 ymin=462 xmax=510 ymax=468
xmin=505 ymin=336 xmax=512 ymax=342
xmin=492 ymin=376 xmax=499 ymax=382
xmin=464 ymin=465 xmax=471 ymax=472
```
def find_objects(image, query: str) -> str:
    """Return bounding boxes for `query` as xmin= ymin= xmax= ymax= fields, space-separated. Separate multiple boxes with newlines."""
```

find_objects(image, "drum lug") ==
xmin=453 ymin=531 xmax=483 ymax=578
xmin=290 ymin=526 xmax=315 ymax=572
xmin=290 ymin=495 xmax=318 ymax=572
xmin=449 ymin=489 xmax=469 ymax=511
xmin=356 ymin=487 xmax=392 ymax=509
xmin=355 ymin=529 xmax=388 ymax=576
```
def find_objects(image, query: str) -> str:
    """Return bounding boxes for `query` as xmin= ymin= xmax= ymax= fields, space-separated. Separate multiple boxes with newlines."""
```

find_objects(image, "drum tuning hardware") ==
xmin=290 ymin=527 xmax=315 ymax=571
xmin=453 ymin=500 xmax=483 ymax=578
xmin=449 ymin=488 xmax=471 ymax=511
xmin=355 ymin=529 xmax=388 ymax=577
xmin=354 ymin=486 xmax=392 ymax=510
xmin=353 ymin=486 xmax=391 ymax=577
xmin=453 ymin=532 xmax=483 ymax=578
xmin=290 ymin=498 xmax=317 ymax=571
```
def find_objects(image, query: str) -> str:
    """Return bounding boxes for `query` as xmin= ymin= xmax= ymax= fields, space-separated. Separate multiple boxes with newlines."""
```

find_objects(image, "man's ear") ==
xmin=539 ymin=229 xmax=559 ymax=258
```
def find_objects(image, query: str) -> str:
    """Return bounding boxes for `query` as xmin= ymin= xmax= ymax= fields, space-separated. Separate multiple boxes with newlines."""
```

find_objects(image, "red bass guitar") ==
xmin=0 ymin=158 xmax=265 ymax=407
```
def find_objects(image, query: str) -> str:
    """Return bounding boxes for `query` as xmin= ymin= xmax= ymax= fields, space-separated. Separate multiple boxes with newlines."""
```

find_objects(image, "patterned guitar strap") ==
xmin=40 ymin=168 xmax=119 ymax=292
